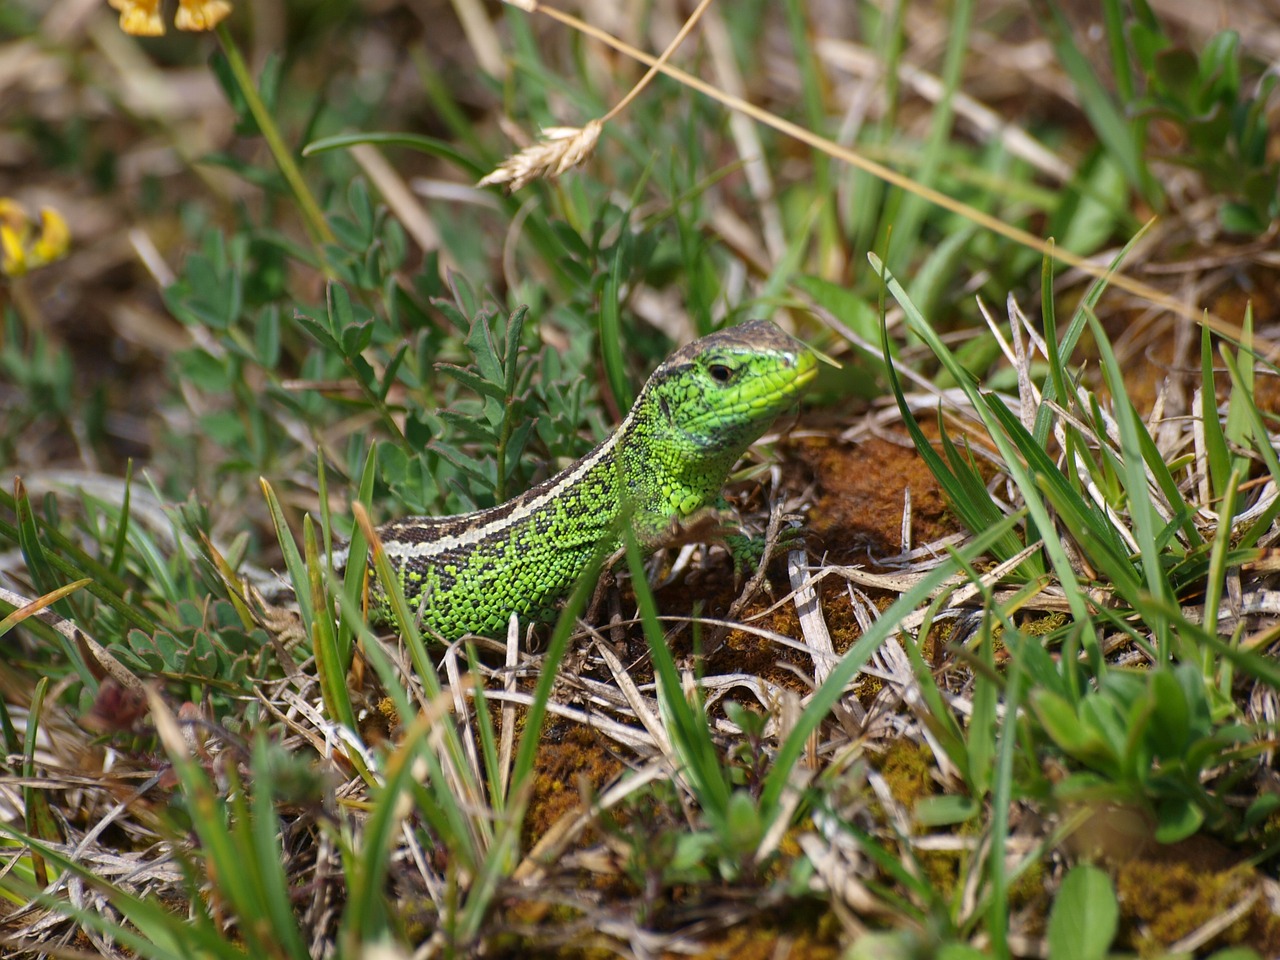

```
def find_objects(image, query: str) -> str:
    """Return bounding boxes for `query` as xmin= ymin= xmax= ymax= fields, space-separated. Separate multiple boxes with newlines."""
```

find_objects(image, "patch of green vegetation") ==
xmin=2 ymin=0 xmax=1279 ymax=957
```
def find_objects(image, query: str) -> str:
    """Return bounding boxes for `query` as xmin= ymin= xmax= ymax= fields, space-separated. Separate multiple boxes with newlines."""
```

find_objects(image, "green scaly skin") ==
xmin=345 ymin=320 xmax=817 ymax=640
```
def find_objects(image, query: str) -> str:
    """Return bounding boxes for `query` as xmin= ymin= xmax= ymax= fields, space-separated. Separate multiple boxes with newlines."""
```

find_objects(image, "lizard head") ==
xmin=633 ymin=319 xmax=817 ymax=462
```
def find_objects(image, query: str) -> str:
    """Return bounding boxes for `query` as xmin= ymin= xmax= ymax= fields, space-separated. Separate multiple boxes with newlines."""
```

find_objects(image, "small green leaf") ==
xmin=1243 ymin=792 xmax=1280 ymax=830
xmin=1147 ymin=668 xmax=1190 ymax=757
xmin=1030 ymin=690 xmax=1108 ymax=764
xmin=340 ymin=318 xmax=374 ymax=357
xmin=301 ymin=131 xmax=484 ymax=178
xmin=1154 ymin=796 xmax=1204 ymax=843
xmin=436 ymin=363 xmax=506 ymax=401
xmin=725 ymin=790 xmax=762 ymax=853
xmin=1047 ymin=864 xmax=1117 ymax=960
xmin=914 ymin=794 xmax=979 ymax=827
xmin=175 ymin=349 xmax=235 ymax=392
xmin=465 ymin=311 xmax=503 ymax=387
xmin=1219 ymin=202 xmax=1268 ymax=236
xmin=292 ymin=308 xmax=341 ymax=352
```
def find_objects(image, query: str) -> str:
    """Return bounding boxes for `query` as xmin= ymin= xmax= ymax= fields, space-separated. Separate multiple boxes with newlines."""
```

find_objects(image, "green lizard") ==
xmin=340 ymin=319 xmax=816 ymax=640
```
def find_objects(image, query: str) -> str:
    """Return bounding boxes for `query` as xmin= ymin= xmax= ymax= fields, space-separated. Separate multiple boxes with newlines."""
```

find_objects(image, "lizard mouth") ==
xmin=789 ymin=349 xmax=818 ymax=391
xmin=764 ymin=348 xmax=818 ymax=404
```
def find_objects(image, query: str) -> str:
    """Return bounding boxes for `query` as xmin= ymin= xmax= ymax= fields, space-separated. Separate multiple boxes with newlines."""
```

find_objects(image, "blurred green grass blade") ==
xmin=624 ymin=527 xmax=732 ymax=829
xmin=760 ymin=199 xmax=824 ymax=307
xmin=782 ymin=0 xmax=830 ymax=178
xmin=1030 ymin=0 xmax=1154 ymax=204
xmin=1052 ymin=154 xmax=1130 ymax=258
xmin=1085 ymin=309 xmax=1177 ymax=636
xmin=1101 ymin=0 xmax=1136 ymax=102
xmin=247 ymin=741 xmax=312 ymax=960
xmin=306 ymin=518 xmax=362 ymax=759
xmin=601 ymin=242 xmax=631 ymax=412
xmin=1220 ymin=346 xmax=1280 ymax=550
xmin=302 ymin=131 xmax=484 ymax=178
xmin=1200 ymin=326 xmax=1231 ymax=497
xmin=908 ymin=224 xmax=977 ymax=334
xmin=888 ymin=0 xmax=973 ymax=268
xmin=260 ymin=478 xmax=313 ymax=639
xmin=342 ymin=710 xmax=436 ymax=949
xmin=107 ymin=459 xmax=134 ymax=577
xmin=337 ymin=442 xmax=379 ymax=663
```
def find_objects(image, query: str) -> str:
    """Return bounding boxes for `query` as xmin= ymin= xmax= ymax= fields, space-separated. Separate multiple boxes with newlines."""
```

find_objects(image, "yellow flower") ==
xmin=108 ymin=0 xmax=164 ymax=36
xmin=0 ymin=200 xmax=70 ymax=277
xmin=175 ymin=0 xmax=232 ymax=31
xmin=33 ymin=209 xmax=70 ymax=265
xmin=0 ymin=225 xmax=24 ymax=276
xmin=107 ymin=0 xmax=232 ymax=36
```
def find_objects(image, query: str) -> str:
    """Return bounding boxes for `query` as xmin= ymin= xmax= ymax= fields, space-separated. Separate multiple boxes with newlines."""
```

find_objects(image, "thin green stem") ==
xmin=214 ymin=24 xmax=335 ymax=251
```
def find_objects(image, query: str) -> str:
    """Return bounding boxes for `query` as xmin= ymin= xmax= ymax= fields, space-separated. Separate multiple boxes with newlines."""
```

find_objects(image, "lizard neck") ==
xmin=613 ymin=388 xmax=753 ymax=543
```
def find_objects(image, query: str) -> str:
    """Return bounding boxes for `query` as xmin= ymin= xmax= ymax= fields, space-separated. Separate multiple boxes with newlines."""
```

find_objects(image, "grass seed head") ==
xmin=478 ymin=119 xmax=603 ymax=192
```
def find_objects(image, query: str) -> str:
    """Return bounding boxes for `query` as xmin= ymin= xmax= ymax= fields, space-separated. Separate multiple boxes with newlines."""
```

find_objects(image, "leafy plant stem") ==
xmin=214 ymin=23 xmax=335 ymax=254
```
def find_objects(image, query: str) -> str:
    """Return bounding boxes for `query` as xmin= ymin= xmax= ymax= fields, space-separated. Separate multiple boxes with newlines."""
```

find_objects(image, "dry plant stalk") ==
xmin=500 ymin=0 xmax=1250 ymax=348
xmin=479 ymin=0 xmax=714 ymax=191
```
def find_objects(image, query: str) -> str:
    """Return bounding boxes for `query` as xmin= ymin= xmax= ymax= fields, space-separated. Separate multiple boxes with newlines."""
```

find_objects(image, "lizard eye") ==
xmin=708 ymin=363 xmax=734 ymax=383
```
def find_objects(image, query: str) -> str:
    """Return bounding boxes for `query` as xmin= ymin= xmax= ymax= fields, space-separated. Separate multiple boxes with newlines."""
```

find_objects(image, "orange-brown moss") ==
xmin=802 ymin=434 xmax=959 ymax=562
xmin=1116 ymin=859 xmax=1280 ymax=957
xmin=675 ymin=905 xmax=842 ymax=960
xmin=872 ymin=738 xmax=938 ymax=810
xmin=523 ymin=722 xmax=625 ymax=847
